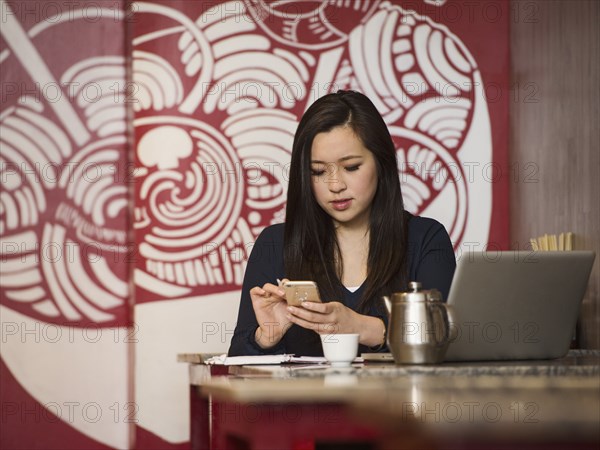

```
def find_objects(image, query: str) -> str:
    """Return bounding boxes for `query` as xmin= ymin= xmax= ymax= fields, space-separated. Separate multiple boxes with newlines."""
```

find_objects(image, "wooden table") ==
xmin=182 ymin=350 xmax=600 ymax=450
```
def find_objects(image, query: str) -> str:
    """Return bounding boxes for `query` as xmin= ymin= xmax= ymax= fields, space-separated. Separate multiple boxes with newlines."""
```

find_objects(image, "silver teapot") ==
xmin=383 ymin=281 xmax=453 ymax=364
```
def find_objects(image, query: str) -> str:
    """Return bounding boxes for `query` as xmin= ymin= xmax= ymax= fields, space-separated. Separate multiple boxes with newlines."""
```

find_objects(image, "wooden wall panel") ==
xmin=510 ymin=0 xmax=600 ymax=348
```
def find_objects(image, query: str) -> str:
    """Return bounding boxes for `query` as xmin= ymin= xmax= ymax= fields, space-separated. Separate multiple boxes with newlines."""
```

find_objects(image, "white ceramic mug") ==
xmin=320 ymin=333 xmax=359 ymax=367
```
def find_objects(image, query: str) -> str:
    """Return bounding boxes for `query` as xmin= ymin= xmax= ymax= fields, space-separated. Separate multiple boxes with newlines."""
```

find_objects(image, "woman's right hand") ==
xmin=251 ymin=279 xmax=292 ymax=349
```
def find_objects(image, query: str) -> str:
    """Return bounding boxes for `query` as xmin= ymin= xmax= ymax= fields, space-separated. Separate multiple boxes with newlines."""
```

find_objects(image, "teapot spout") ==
xmin=382 ymin=295 xmax=392 ymax=315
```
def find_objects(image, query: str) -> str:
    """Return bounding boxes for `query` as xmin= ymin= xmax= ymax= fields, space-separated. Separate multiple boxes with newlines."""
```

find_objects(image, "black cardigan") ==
xmin=228 ymin=215 xmax=456 ymax=356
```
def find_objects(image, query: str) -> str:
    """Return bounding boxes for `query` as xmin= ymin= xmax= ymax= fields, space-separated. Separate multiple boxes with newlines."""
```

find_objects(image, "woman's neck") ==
xmin=335 ymin=224 xmax=369 ymax=241
xmin=335 ymin=226 xmax=370 ymax=287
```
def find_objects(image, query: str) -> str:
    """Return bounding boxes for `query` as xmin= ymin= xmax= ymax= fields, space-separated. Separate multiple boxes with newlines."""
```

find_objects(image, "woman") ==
xmin=228 ymin=90 xmax=455 ymax=356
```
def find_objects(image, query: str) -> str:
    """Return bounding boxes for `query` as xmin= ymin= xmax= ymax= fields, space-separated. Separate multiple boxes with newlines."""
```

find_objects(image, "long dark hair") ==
xmin=284 ymin=90 xmax=409 ymax=313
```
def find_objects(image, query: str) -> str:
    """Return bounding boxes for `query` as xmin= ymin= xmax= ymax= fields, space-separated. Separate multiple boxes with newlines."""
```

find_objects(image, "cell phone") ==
xmin=282 ymin=281 xmax=322 ymax=307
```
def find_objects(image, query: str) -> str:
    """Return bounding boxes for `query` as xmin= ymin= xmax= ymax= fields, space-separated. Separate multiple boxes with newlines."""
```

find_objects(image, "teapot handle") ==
xmin=426 ymin=303 xmax=450 ymax=347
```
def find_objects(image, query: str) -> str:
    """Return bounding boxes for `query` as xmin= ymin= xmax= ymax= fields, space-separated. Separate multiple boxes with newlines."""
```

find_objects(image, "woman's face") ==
xmin=310 ymin=126 xmax=378 ymax=230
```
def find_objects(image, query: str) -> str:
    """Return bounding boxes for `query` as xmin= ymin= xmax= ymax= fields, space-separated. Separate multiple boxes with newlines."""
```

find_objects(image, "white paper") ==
xmin=204 ymin=354 xmax=290 ymax=365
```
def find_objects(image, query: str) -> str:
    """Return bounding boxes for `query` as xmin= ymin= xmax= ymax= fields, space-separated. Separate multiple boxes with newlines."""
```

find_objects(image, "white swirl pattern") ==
xmin=0 ymin=4 xmax=133 ymax=446
xmin=1 ymin=44 xmax=128 ymax=324
xmin=130 ymin=0 xmax=491 ymax=298
xmin=0 ymin=1 xmax=491 ymax=315
xmin=133 ymin=51 xmax=184 ymax=112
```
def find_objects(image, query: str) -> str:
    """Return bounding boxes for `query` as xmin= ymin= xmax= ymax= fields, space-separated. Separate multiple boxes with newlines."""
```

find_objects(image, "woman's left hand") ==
xmin=286 ymin=301 xmax=387 ymax=347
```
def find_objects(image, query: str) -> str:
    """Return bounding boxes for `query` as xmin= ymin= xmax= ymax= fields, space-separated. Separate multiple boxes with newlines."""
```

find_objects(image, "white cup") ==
xmin=320 ymin=333 xmax=359 ymax=367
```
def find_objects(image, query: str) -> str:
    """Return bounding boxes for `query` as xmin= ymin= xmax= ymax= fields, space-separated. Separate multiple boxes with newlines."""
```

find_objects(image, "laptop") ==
xmin=444 ymin=251 xmax=596 ymax=361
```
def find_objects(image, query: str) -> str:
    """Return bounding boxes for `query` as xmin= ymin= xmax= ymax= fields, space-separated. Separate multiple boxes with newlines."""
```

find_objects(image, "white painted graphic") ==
xmin=131 ymin=0 xmax=492 ymax=443
xmin=0 ymin=0 xmax=495 ymax=447
xmin=133 ymin=0 xmax=490 ymax=299
xmin=0 ymin=2 xmax=130 ymax=448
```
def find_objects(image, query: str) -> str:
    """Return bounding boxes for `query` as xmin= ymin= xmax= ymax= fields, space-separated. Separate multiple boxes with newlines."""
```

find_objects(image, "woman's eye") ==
xmin=345 ymin=165 xmax=360 ymax=172
xmin=311 ymin=169 xmax=325 ymax=176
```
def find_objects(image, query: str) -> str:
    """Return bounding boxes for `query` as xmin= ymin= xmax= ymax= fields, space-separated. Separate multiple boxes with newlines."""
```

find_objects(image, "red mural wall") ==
xmin=1 ymin=1 xmax=508 ymax=448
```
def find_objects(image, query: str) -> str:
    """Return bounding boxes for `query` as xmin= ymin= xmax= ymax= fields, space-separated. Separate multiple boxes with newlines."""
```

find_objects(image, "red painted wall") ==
xmin=1 ymin=1 xmax=508 ymax=448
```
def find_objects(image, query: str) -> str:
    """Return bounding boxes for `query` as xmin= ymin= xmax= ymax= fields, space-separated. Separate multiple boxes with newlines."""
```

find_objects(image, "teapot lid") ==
xmin=395 ymin=281 xmax=442 ymax=302
xmin=408 ymin=281 xmax=422 ymax=292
